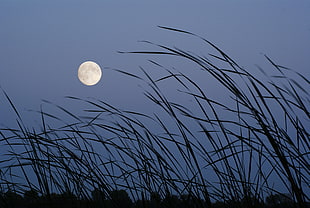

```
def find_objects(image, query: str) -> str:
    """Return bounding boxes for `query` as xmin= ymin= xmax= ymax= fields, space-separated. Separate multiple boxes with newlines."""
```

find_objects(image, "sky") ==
xmin=0 ymin=1 xmax=309 ymax=128
xmin=0 ymin=0 xmax=309 ymax=198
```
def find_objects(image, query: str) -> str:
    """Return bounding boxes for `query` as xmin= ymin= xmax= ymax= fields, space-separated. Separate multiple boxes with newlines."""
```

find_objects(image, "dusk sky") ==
xmin=0 ymin=1 xmax=310 ymax=202
xmin=0 ymin=1 xmax=309 ymax=127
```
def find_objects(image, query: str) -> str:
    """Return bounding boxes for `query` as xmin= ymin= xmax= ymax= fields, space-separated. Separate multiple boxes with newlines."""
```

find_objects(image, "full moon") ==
xmin=78 ymin=61 xmax=102 ymax=86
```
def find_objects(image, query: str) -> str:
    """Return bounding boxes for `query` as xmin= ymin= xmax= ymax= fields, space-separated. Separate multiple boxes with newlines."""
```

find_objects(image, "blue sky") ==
xmin=0 ymin=0 xmax=309 ymax=199
xmin=0 ymin=0 xmax=309 ymax=126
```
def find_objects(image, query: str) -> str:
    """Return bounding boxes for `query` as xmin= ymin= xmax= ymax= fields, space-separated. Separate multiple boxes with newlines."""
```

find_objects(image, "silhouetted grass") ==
xmin=0 ymin=27 xmax=309 ymax=208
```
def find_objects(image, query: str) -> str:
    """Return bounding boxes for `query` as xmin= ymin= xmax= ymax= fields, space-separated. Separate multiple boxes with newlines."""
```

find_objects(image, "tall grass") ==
xmin=0 ymin=27 xmax=309 ymax=207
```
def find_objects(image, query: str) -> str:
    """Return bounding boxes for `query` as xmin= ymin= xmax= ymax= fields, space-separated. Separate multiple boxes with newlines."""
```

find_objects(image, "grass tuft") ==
xmin=0 ymin=27 xmax=309 ymax=207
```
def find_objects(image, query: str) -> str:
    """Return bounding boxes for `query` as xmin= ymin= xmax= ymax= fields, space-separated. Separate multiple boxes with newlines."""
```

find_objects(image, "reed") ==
xmin=0 ymin=27 xmax=309 ymax=207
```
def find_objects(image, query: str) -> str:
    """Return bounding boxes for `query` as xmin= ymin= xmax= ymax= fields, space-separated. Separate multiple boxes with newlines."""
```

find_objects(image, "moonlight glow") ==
xmin=78 ymin=61 xmax=102 ymax=86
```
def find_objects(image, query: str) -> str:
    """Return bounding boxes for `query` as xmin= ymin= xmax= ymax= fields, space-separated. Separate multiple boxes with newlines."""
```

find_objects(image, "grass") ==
xmin=0 ymin=27 xmax=309 ymax=208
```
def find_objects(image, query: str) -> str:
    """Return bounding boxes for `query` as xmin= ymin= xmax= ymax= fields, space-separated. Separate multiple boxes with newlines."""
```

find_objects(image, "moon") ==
xmin=78 ymin=61 xmax=102 ymax=86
